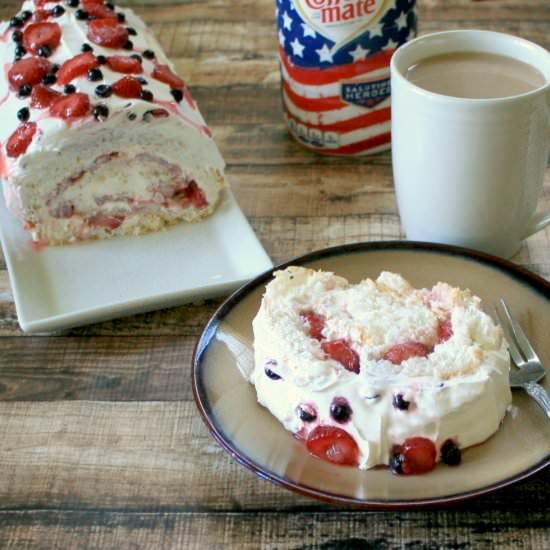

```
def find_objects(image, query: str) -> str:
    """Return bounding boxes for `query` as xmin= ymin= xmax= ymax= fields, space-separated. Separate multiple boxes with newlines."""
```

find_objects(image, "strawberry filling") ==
xmin=300 ymin=310 xmax=326 ymax=341
xmin=382 ymin=342 xmax=430 ymax=365
xmin=321 ymin=339 xmax=360 ymax=374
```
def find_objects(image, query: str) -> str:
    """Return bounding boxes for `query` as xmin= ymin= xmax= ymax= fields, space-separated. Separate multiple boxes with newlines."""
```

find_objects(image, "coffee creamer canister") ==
xmin=276 ymin=0 xmax=417 ymax=155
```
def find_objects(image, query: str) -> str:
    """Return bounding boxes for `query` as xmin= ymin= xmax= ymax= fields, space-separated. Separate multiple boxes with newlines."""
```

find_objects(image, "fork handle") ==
xmin=524 ymin=382 xmax=550 ymax=421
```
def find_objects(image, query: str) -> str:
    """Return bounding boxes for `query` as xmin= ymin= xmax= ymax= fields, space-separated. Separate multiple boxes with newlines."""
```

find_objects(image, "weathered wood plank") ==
xmin=0 ymin=400 xmax=548 ymax=512
xmin=0 ymin=506 xmax=550 ymax=550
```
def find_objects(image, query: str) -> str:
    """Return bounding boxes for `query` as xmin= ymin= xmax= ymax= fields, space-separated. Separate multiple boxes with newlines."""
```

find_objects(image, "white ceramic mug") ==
xmin=390 ymin=30 xmax=550 ymax=258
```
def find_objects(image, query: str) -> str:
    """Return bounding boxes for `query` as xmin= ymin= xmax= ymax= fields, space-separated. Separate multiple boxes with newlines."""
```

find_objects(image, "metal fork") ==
xmin=494 ymin=300 xmax=550 ymax=420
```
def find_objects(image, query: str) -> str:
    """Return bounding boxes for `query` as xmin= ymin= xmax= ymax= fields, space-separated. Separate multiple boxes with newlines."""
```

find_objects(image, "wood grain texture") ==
xmin=0 ymin=0 xmax=549 ymax=548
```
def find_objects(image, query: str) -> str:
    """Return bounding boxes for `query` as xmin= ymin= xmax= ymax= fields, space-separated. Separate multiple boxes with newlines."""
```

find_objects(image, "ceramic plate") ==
xmin=193 ymin=241 xmax=550 ymax=508
xmin=0 ymin=189 xmax=272 ymax=333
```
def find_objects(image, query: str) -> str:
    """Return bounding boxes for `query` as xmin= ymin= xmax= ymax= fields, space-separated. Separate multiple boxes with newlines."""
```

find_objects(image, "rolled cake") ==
xmin=0 ymin=1 xmax=224 ymax=244
xmin=251 ymin=267 xmax=512 ymax=474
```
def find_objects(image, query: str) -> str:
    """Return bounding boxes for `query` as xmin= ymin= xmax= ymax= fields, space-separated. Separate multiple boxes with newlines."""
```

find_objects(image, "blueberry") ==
xmin=440 ymin=440 xmax=461 ymax=466
xmin=142 ymin=49 xmax=155 ymax=60
xmin=81 ymin=43 xmax=93 ymax=53
xmin=17 ymin=107 xmax=30 ymax=122
xmin=117 ymin=12 xmax=126 ymax=23
xmin=64 ymin=84 xmax=76 ymax=94
xmin=52 ymin=5 xmax=66 ymax=17
xmin=130 ymin=54 xmax=142 ymax=63
xmin=126 ymin=27 xmax=137 ymax=36
xmin=75 ymin=9 xmax=89 ymax=20
xmin=42 ymin=73 xmax=57 ymax=85
xmin=12 ymin=30 xmax=23 ymax=43
xmin=18 ymin=84 xmax=32 ymax=97
xmin=106 ymin=2 xmax=115 ymax=9
xmin=330 ymin=398 xmax=352 ymax=423
xmin=127 ymin=112 xmax=137 ymax=121
xmin=123 ymin=40 xmax=133 ymax=50
xmin=38 ymin=46 xmax=52 ymax=58
xmin=392 ymin=393 xmax=410 ymax=411
xmin=9 ymin=17 xmax=23 ymax=29
xmin=95 ymin=84 xmax=112 ymax=98
xmin=389 ymin=451 xmax=404 ymax=475
xmin=136 ymin=77 xmax=148 ymax=85
xmin=171 ymin=88 xmax=183 ymax=103
xmin=140 ymin=90 xmax=154 ymax=102
xmin=264 ymin=367 xmax=281 ymax=380
xmin=93 ymin=104 xmax=109 ymax=120
xmin=66 ymin=0 xmax=80 ymax=7
xmin=14 ymin=45 xmax=26 ymax=60
xmin=51 ymin=64 xmax=60 ymax=73
xmin=87 ymin=68 xmax=103 ymax=82
xmin=97 ymin=55 xmax=107 ymax=65
xmin=297 ymin=405 xmax=317 ymax=422
xmin=20 ymin=11 xmax=32 ymax=21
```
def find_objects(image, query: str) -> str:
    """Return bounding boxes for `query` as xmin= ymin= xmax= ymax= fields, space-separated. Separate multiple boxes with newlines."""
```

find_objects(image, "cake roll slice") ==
xmin=0 ymin=0 xmax=224 ymax=245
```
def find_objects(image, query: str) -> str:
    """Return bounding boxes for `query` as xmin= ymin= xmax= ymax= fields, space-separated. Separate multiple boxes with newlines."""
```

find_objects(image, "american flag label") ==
xmin=276 ymin=0 xmax=416 ymax=155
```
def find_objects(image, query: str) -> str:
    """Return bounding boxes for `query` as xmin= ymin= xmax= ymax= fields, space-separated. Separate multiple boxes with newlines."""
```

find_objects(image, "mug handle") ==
xmin=522 ymin=119 xmax=550 ymax=239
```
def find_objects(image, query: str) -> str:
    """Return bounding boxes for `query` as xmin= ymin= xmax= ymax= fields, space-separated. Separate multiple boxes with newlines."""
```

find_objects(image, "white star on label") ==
xmin=395 ymin=12 xmax=409 ymax=30
xmin=302 ymin=23 xmax=316 ymax=38
xmin=316 ymin=44 xmax=333 ymax=63
xmin=278 ymin=29 xmax=285 ymax=47
xmin=291 ymin=38 xmax=305 ymax=57
xmin=369 ymin=24 xmax=384 ymax=39
xmin=406 ymin=28 xmax=416 ymax=41
xmin=386 ymin=39 xmax=400 ymax=50
xmin=282 ymin=11 xmax=292 ymax=31
xmin=349 ymin=44 xmax=368 ymax=62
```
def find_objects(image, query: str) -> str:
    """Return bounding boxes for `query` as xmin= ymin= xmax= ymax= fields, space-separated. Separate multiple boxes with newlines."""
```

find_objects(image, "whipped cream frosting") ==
xmin=0 ymin=1 xmax=225 ymax=243
xmin=251 ymin=267 xmax=512 ymax=470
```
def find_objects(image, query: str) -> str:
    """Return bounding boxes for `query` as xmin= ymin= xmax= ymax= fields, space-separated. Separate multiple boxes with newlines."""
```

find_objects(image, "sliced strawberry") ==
xmin=391 ymin=437 xmax=437 ymax=475
xmin=436 ymin=318 xmax=453 ymax=344
xmin=300 ymin=311 xmax=325 ymax=341
xmin=82 ymin=0 xmax=117 ymax=20
xmin=57 ymin=52 xmax=99 ymax=85
xmin=87 ymin=213 xmax=124 ymax=230
xmin=31 ymin=84 xmax=61 ymax=108
xmin=306 ymin=426 xmax=359 ymax=467
xmin=112 ymin=76 xmax=142 ymax=98
xmin=87 ymin=18 xmax=129 ymax=48
xmin=50 ymin=93 xmax=91 ymax=119
xmin=8 ymin=57 xmax=52 ymax=88
xmin=184 ymin=181 xmax=208 ymax=209
xmin=321 ymin=339 xmax=360 ymax=373
xmin=31 ymin=9 xmax=52 ymax=23
xmin=152 ymin=63 xmax=185 ymax=89
xmin=6 ymin=122 xmax=37 ymax=158
xmin=382 ymin=342 xmax=430 ymax=365
xmin=106 ymin=55 xmax=143 ymax=74
xmin=23 ymin=22 xmax=61 ymax=54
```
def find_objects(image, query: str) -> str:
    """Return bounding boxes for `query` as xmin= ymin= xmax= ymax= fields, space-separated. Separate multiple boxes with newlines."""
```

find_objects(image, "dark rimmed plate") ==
xmin=192 ymin=241 xmax=550 ymax=509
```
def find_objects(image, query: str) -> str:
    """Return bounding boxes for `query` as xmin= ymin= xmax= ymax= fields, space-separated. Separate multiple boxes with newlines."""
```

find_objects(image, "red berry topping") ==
xmin=112 ymin=76 xmax=142 ymax=98
xmin=87 ymin=213 xmax=124 ymax=230
xmin=300 ymin=311 xmax=326 ymax=341
xmin=50 ymin=93 xmax=91 ymax=119
xmin=436 ymin=318 xmax=453 ymax=344
xmin=321 ymin=339 xmax=360 ymax=373
xmin=106 ymin=55 xmax=143 ymax=74
xmin=87 ymin=18 xmax=129 ymax=48
xmin=152 ymin=63 xmax=185 ymax=89
xmin=57 ymin=52 xmax=99 ymax=85
xmin=23 ymin=22 xmax=62 ymax=55
xmin=383 ymin=342 xmax=430 ymax=365
xmin=306 ymin=426 xmax=359 ymax=467
xmin=8 ymin=57 xmax=52 ymax=88
xmin=31 ymin=84 xmax=62 ymax=109
xmin=184 ymin=181 xmax=208 ymax=209
xmin=82 ymin=0 xmax=118 ymax=20
xmin=390 ymin=437 xmax=437 ymax=475
xmin=31 ymin=9 xmax=52 ymax=23
xmin=6 ymin=122 xmax=37 ymax=158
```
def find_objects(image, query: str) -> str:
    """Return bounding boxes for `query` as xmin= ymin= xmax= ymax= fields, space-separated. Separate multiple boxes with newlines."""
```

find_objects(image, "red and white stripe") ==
xmin=279 ymin=47 xmax=393 ymax=155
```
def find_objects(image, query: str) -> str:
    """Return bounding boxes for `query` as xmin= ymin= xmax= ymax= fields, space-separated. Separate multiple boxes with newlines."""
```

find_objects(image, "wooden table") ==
xmin=1 ymin=0 xmax=549 ymax=548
